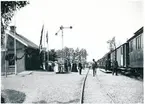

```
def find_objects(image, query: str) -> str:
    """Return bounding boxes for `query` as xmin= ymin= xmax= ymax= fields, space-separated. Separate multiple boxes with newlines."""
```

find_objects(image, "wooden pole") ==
xmin=5 ymin=34 xmax=7 ymax=77
xmin=14 ymin=28 xmax=17 ymax=75
xmin=47 ymin=31 xmax=49 ymax=70
xmin=14 ymin=3 xmax=17 ymax=75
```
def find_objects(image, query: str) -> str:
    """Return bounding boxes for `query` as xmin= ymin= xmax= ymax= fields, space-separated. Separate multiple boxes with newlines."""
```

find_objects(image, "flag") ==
xmin=39 ymin=24 xmax=44 ymax=52
xmin=46 ymin=31 xmax=48 ymax=43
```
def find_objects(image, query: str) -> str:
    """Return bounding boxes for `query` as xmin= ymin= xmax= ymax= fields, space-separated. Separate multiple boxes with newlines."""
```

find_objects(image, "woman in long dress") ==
xmin=54 ymin=61 xmax=59 ymax=73
xmin=72 ymin=62 xmax=78 ymax=72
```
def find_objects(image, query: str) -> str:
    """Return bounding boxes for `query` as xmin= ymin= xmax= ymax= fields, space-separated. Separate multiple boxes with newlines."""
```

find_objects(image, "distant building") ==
xmin=1 ymin=26 xmax=39 ymax=75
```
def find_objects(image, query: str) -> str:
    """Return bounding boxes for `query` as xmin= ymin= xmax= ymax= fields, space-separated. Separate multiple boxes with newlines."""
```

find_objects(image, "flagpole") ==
xmin=3 ymin=7 xmax=7 ymax=77
xmin=43 ymin=27 xmax=46 ymax=70
xmin=14 ymin=3 xmax=17 ymax=75
xmin=4 ymin=32 xmax=7 ymax=77
xmin=46 ymin=31 xmax=49 ymax=71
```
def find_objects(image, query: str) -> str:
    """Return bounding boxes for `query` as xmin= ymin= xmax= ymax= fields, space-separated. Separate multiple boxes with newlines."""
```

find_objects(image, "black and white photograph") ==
xmin=1 ymin=0 xmax=143 ymax=103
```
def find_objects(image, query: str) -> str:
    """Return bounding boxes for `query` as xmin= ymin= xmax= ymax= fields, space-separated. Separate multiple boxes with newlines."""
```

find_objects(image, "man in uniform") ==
xmin=92 ymin=59 xmax=98 ymax=77
xmin=112 ymin=60 xmax=118 ymax=76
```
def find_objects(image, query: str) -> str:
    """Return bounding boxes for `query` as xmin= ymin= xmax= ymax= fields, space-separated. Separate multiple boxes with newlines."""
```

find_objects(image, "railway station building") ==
xmin=1 ymin=26 xmax=39 ymax=75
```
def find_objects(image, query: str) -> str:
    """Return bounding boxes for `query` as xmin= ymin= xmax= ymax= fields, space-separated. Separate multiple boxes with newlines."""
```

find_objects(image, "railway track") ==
xmin=80 ymin=68 xmax=90 ymax=104
xmin=80 ymin=69 xmax=117 ymax=104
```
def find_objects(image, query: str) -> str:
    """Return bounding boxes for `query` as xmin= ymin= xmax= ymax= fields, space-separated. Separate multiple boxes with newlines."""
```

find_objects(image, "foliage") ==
xmin=1 ymin=1 xmax=29 ymax=28
xmin=1 ymin=89 xmax=26 ymax=103
xmin=107 ymin=37 xmax=116 ymax=51
xmin=107 ymin=37 xmax=117 ymax=60
xmin=56 ymin=47 xmax=88 ymax=63
xmin=1 ymin=1 xmax=29 ymax=49
xmin=49 ymin=49 xmax=57 ymax=61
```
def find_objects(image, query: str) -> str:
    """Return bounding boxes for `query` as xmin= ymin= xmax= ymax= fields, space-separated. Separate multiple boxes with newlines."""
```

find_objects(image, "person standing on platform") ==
xmin=64 ymin=60 xmax=68 ymax=72
xmin=54 ymin=61 xmax=59 ymax=74
xmin=68 ymin=61 xmax=71 ymax=72
xmin=92 ymin=59 xmax=98 ymax=77
xmin=112 ymin=60 xmax=118 ymax=76
xmin=105 ymin=59 xmax=109 ymax=71
xmin=78 ymin=62 xmax=83 ymax=75
xmin=72 ymin=61 xmax=78 ymax=72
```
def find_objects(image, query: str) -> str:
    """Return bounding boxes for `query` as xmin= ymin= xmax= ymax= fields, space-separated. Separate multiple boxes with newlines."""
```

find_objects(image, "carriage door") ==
xmin=123 ymin=44 xmax=126 ymax=67
xmin=120 ymin=46 xmax=123 ymax=67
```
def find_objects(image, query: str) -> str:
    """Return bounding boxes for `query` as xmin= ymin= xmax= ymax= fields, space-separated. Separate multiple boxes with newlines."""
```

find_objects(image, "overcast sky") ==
xmin=10 ymin=0 xmax=143 ymax=61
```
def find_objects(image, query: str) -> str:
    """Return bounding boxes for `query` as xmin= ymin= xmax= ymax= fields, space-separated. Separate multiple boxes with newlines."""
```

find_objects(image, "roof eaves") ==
xmin=6 ymin=31 xmax=28 ymax=47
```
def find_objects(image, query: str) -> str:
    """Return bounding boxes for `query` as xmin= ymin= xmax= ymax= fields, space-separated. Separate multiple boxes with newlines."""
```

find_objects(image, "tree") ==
xmin=107 ymin=37 xmax=116 ymax=51
xmin=107 ymin=37 xmax=117 ymax=60
xmin=1 ymin=1 xmax=29 ymax=49
xmin=55 ymin=47 xmax=88 ymax=64
xmin=49 ymin=49 xmax=57 ymax=61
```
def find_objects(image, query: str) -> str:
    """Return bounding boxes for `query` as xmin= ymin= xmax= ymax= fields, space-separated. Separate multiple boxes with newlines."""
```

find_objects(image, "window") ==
xmin=136 ymin=37 xmax=138 ymax=50
xmin=129 ymin=40 xmax=133 ymax=52
xmin=141 ymin=34 xmax=143 ymax=48
xmin=138 ymin=36 xmax=140 ymax=49
xmin=120 ymin=46 xmax=123 ymax=54
xmin=139 ymin=35 xmax=141 ymax=49
xmin=136 ymin=35 xmax=142 ymax=50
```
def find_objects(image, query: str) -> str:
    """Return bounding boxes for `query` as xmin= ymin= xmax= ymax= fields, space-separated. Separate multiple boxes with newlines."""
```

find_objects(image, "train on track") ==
xmin=97 ymin=27 xmax=143 ymax=77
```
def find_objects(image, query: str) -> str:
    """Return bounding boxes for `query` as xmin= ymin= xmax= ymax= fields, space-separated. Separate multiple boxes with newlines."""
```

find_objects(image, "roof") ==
xmin=127 ymin=27 xmax=143 ymax=42
xmin=6 ymin=30 xmax=39 ymax=49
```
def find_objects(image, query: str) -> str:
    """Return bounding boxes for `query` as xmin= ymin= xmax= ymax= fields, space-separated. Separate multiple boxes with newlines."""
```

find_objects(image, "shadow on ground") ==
xmin=100 ymin=69 xmax=143 ymax=81
xmin=1 ymin=89 xmax=26 ymax=103
xmin=32 ymin=99 xmax=80 ymax=104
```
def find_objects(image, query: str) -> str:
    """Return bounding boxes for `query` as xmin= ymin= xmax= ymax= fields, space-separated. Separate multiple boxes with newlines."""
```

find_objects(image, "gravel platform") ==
xmin=2 ymin=69 xmax=88 ymax=103
xmin=83 ymin=68 xmax=143 ymax=104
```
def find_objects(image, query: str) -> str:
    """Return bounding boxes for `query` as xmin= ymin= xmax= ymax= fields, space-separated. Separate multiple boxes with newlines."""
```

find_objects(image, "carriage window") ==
xmin=141 ymin=34 xmax=143 ymax=48
xmin=120 ymin=46 xmax=123 ymax=54
xmin=130 ymin=41 xmax=133 ymax=52
xmin=137 ymin=35 xmax=141 ymax=49
xmin=138 ymin=36 xmax=140 ymax=49
xmin=139 ymin=35 xmax=141 ymax=49
xmin=136 ymin=37 xmax=138 ymax=50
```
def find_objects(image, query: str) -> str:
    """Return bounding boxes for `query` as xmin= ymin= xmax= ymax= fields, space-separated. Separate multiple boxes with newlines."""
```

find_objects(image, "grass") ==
xmin=1 ymin=89 xmax=26 ymax=103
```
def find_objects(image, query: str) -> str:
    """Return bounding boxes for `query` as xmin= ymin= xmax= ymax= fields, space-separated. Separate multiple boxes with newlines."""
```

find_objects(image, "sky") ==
xmin=10 ymin=0 xmax=143 ymax=61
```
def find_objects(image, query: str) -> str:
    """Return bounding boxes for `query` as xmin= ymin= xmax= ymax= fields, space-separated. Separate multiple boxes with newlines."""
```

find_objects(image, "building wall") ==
xmin=1 ymin=35 xmax=26 ymax=75
xmin=1 ymin=51 xmax=8 ymax=75
xmin=16 ymin=49 xmax=25 ymax=73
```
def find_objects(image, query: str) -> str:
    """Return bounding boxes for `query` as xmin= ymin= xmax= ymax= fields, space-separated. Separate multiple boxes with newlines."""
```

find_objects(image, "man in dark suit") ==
xmin=92 ymin=59 xmax=98 ymax=77
xmin=78 ymin=62 xmax=83 ymax=75
xmin=112 ymin=60 xmax=118 ymax=76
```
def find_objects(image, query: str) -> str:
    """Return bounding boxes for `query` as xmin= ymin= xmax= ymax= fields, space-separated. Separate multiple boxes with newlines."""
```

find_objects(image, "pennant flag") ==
xmin=39 ymin=24 xmax=44 ymax=52
xmin=46 ymin=31 xmax=48 ymax=43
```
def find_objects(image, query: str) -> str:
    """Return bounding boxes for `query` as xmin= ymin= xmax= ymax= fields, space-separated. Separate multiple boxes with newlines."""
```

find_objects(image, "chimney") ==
xmin=10 ymin=26 xmax=16 ymax=33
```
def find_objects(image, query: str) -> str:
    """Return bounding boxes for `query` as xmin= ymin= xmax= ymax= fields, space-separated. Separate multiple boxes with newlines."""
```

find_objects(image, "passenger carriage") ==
xmin=97 ymin=27 xmax=143 ymax=77
xmin=127 ymin=27 xmax=143 ymax=76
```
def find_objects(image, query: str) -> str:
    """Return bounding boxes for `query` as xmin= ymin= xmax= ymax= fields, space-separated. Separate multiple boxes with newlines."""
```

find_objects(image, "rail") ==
xmin=80 ymin=68 xmax=90 ymax=104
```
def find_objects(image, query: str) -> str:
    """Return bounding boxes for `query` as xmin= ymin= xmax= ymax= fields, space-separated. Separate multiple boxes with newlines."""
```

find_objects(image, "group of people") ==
xmin=90 ymin=58 xmax=119 ymax=77
xmin=53 ymin=60 xmax=83 ymax=74
xmin=105 ymin=59 xmax=118 ymax=76
xmin=53 ymin=58 xmax=119 ymax=76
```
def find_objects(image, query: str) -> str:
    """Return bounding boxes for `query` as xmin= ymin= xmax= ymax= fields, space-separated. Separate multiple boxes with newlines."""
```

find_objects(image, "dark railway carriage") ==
xmin=97 ymin=52 xmax=111 ymax=70
xmin=110 ymin=50 xmax=115 ymax=69
xmin=110 ymin=43 xmax=129 ymax=71
xmin=97 ymin=27 xmax=143 ymax=76
xmin=127 ymin=27 xmax=143 ymax=74
xmin=116 ymin=43 xmax=129 ymax=69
